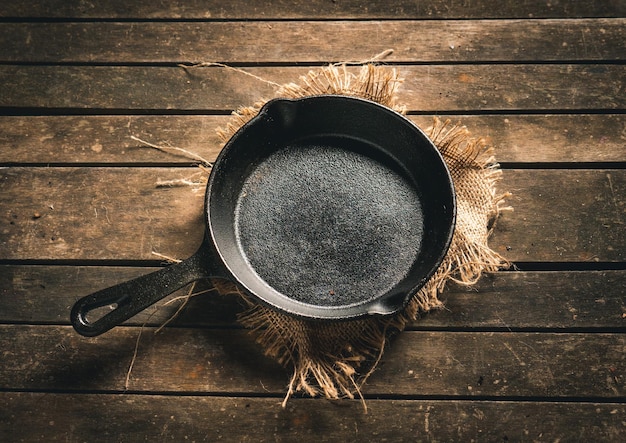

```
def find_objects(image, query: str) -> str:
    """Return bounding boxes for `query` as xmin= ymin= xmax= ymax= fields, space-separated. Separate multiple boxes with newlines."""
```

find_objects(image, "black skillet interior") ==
xmin=206 ymin=95 xmax=456 ymax=319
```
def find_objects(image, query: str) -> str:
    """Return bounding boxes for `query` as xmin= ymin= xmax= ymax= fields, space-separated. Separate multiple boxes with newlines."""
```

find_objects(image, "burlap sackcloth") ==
xmin=208 ymin=64 xmax=511 ymax=404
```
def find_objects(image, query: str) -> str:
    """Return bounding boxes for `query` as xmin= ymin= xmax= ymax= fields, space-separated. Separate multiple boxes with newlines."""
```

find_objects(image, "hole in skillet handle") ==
xmin=70 ymin=239 xmax=228 ymax=337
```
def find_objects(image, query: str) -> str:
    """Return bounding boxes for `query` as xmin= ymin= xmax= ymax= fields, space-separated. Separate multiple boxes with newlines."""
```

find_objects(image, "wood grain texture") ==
xmin=492 ymin=170 xmax=625 ymax=262
xmin=0 ymin=5 xmax=624 ymax=440
xmin=0 ymin=167 xmax=206 ymax=261
xmin=1 ymin=0 xmax=624 ymax=19
xmin=1 ymin=266 xmax=625 ymax=330
xmin=1 ymin=19 xmax=624 ymax=63
xmin=1 ymin=325 xmax=624 ymax=398
xmin=0 ymin=325 xmax=286 ymax=393
xmin=491 ymin=170 xmax=626 ymax=262
xmin=1 ymin=394 xmax=623 ymax=443
xmin=412 ymin=114 xmax=626 ymax=164
xmin=1 ymin=64 xmax=624 ymax=112
xmin=0 ymin=115 xmax=227 ymax=164
xmin=1 ymin=168 xmax=624 ymax=261
xmin=2 ymin=114 xmax=625 ymax=164
xmin=0 ymin=265 xmax=242 ymax=326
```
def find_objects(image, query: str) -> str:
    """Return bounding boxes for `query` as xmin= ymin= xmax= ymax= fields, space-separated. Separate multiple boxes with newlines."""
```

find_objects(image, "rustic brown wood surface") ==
xmin=2 ymin=114 xmax=625 ymax=163
xmin=0 ymin=2 xmax=624 ymax=441
xmin=2 ymin=267 xmax=624 ymax=329
xmin=1 ymin=325 xmax=624 ymax=398
xmin=1 ymin=65 xmax=625 ymax=111
xmin=1 ymin=394 xmax=623 ymax=443
xmin=1 ymin=0 xmax=624 ymax=19
xmin=1 ymin=20 xmax=625 ymax=63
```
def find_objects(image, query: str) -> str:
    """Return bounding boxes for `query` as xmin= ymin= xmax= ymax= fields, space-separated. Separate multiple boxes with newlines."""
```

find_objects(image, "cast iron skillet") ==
xmin=71 ymin=95 xmax=456 ymax=337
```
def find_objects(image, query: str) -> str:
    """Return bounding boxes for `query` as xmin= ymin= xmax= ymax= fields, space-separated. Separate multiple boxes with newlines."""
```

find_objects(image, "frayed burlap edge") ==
xmin=214 ymin=64 xmax=511 ymax=406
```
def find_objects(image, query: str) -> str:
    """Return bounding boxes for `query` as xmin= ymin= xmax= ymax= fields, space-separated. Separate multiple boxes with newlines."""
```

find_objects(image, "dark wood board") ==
xmin=0 ymin=325 xmax=287 ymax=394
xmin=1 ymin=168 xmax=624 ymax=261
xmin=1 ymin=64 xmax=624 ymax=112
xmin=0 ymin=5 xmax=624 ymax=442
xmin=2 ymin=114 xmax=625 ymax=164
xmin=0 ymin=265 xmax=245 ymax=327
xmin=0 ymin=115 xmax=227 ymax=164
xmin=1 ymin=19 xmax=624 ymax=63
xmin=1 ymin=394 xmax=624 ymax=442
xmin=1 ymin=266 xmax=625 ymax=330
xmin=1 ymin=0 xmax=624 ymax=19
xmin=1 ymin=325 xmax=624 ymax=398
xmin=492 ymin=169 xmax=626 ymax=262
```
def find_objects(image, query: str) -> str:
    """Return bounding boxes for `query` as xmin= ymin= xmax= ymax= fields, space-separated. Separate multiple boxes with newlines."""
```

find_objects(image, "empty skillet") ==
xmin=71 ymin=95 xmax=456 ymax=337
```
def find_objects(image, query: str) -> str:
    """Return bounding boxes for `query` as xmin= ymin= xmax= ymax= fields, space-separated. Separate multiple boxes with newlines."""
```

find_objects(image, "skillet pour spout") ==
xmin=71 ymin=95 xmax=456 ymax=337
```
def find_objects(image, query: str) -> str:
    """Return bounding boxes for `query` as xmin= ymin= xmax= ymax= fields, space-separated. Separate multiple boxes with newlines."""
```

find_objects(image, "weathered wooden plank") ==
xmin=491 ymin=170 xmax=625 ymax=262
xmin=427 ymin=270 xmax=626 ymax=330
xmin=0 ymin=265 xmax=242 ymax=326
xmin=1 ymin=168 xmax=624 ymax=261
xmin=0 ymin=325 xmax=287 ymax=393
xmin=1 ymin=394 xmax=624 ymax=443
xmin=0 ymin=65 xmax=624 ymax=111
xmin=0 ymin=115 xmax=227 ymax=164
xmin=1 ymin=325 xmax=623 ymax=398
xmin=1 ymin=0 xmax=623 ymax=19
xmin=0 ymin=167 xmax=206 ymax=261
xmin=2 ymin=114 xmax=625 ymax=164
xmin=1 ymin=19 xmax=624 ymax=63
xmin=2 ymin=266 xmax=625 ymax=330
xmin=412 ymin=114 xmax=626 ymax=164
xmin=379 ymin=332 xmax=626 ymax=398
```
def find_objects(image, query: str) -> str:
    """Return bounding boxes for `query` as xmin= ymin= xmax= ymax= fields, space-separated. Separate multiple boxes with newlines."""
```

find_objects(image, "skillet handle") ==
xmin=70 ymin=246 xmax=226 ymax=337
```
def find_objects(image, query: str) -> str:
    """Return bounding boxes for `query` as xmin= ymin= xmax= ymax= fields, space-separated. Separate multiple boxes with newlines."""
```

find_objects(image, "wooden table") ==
xmin=1 ymin=2 xmax=624 ymax=441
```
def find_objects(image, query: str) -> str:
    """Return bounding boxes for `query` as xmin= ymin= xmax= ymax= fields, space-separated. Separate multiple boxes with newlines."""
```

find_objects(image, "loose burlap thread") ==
xmin=211 ymin=64 xmax=511 ymax=405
